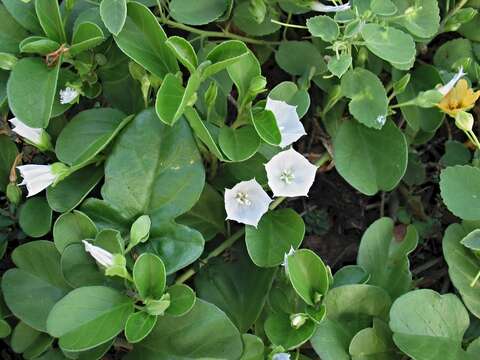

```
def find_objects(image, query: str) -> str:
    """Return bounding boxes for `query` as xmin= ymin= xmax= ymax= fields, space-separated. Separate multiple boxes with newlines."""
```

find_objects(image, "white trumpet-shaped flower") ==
xmin=8 ymin=117 xmax=53 ymax=152
xmin=265 ymin=98 xmax=306 ymax=148
xmin=82 ymin=240 xmax=114 ymax=268
xmin=273 ymin=353 xmax=291 ymax=360
xmin=17 ymin=162 xmax=69 ymax=197
xmin=437 ymin=67 xmax=466 ymax=96
xmin=265 ymin=148 xmax=317 ymax=197
xmin=59 ymin=87 xmax=79 ymax=104
xmin=311 ymin=1 xmax=351 ymax=12
xmin=225 ymin=179 xmax=272 ymax=227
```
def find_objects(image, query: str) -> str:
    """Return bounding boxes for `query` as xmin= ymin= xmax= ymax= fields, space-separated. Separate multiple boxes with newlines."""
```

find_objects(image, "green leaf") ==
xmin=46 ymin=286 xmax=134 ymax=352
xmin=115 ymin=2 xmax=178 ymax=79
xmin=100 ymin=0 xmax=127 ymax=35
xmin=125 ymin=312 xmax=157 ymax=343
xmin=332 ymin=265 xmax=370 ymax=288
xmin=251 ymin=108 xmax=281 ymax=146
xmin=0 ymin=319 xmax=11 ymax=338
xmin=155 ymin=72 xmax=199 ymax=126
xmin=268 ymin=81 xmax=310 ymax=118
xmin=165 ymin=36 xmax=198 ymax=74
xmin=341 ymin=68 xmax=388 ymax=129
xmin=35 ymin=0 xmax=66 ymax=43
xmin=361 ymin=24 xmax=415 ymax=70
xmin=306 ymin=15 xmax=339 ymax=42
xmin=7 ymin=58 xmax=60 ymax=128
xmin=2 ymin=0 xmax=42 ymax=33
xmin=0 ymin=4 xmax=28 ymax=54
xmin=47 ymin=164 xmax=104 ymax=213
xmin=349 ymin=319 xmax=398 ymax=360
xmin=80 ymin=198 xmax=130 ymax=232
xmin=391 ymin=0 xmax=440 ymax=38
xmin=461 ymin=229 xmax=480 ymax=250
xmin=203 ymin=40 xmax=250 ymax=79
xmin=390 ymin=289 xmax=473 ymax=360
xmin=3 ymin=241 xmax=70 ymax=332
xmin=443 ymin=223 xmax=480 ymax=319
xmin=287 ymin=249 xmax=329 ymax=306
xmin=169 ymin=0 xmax=228 ymax=25
xmin=233 ymin=2 xmax=280 ymax=36
xmin=440 ymin=165 xmax=480 ymax=221
xmin=139 ymin=221 xmax=204 ymax=274
xmin=227 ymin=50 xmax=261 ymax=104
xmin=69 ymin=22 xmax=105 ymax=56
xmin=357 ymin=217 xmax=418 ymax=300
xmin=219 ymin=125 xmax=261 ymax=162
xmin=165 ymin=284 xmax=196 ymax=317
xmin=55 ymin=108 xmax=128 ymax=166
xmin=371 ymin=0 xmax=398 ymax=15
xmin=264 ymin=312 xmax=316 ymax=350
xmin=0 ymin=135 xmax=18 ymax=192
xmin=133 ymin=253 xmax=166 ymax=300
xmin=177 ymin=183 xmax=226 ymax=241
xmin=239 ymin=334 xmax=264 ymax=360
xmin=61 ymin=243 xmax=104 ymax=288
xmin=19 ymin=197 xmax=52 ymax=238
xmin=327 ymin=53 xmax=352 ymax=78
xmin=393 ymin=64 xmax=444 ymax=132
xmin=275 ymin=41 xmax=327 ymax=76
xmin=333 ymin=120 xmax=408 ymax=195
xmin=195 ymin=244 xmax=276 ymax=332
xmin=19 ymin=36 xmax=60 ymax=55
xmin=102 ymin=108 xmax=205 ymax=222
xmin=311 ymin=285 xmax=392 ymax=360
xmin=125 ymin=299 xmax=243 ymax=360
xmin=246 ymin=209 xmax=305 ymax=267
xmin=53 ymin=211 xmax=97 ymax=253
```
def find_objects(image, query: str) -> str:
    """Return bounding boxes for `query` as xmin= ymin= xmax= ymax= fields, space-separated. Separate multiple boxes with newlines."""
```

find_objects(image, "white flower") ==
xmin=225 ymin=179 xmax=272 ymax=227
xmin=273 ymin=353 xmax=291 ymax=360
xmin=82 ymin=240 xmax=114 ymax=268
xmin=17 ymin=163 xmax=69 ymax=197
xmin=437 ymin=67 xmax=466 ymax=96
xmin=265 ymin=148 xmax=317 ymax=197
xmin=311 ymin=1 xmax=351 ymax=12
xmin=282 ymin=246 xmax=296 ymax=268
xmin=59 ymin=87 xmax=79 ymax=104
xmin=8 ymin=117 xmax=53 ymax=152
xmin=265 ymin=98 xmax=306 ymax=148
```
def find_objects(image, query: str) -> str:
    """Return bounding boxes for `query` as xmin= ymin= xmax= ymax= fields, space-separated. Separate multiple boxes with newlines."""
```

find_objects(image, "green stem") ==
xmin=270 ymin=19 xmax=308 ymax=29
xmin=389 ymin=100 xmax=416 ymax=109
xmin=159 ymin=18 xmax=280 ymax=46
xmin=440 ymin=0 xmax=468 ymax=29
xmin=471 ymin=269 xmax=480 ymax=287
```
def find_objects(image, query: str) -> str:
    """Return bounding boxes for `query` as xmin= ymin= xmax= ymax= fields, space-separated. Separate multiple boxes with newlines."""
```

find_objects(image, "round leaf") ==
xmin=46 ymin=286 xmax=134 ymax=352
xmin=169 ymin=0 xmax=228 ymax=25
xmin=306 ymin=15 xmax=339 ymax=42
xmin=125 ymin=311 xmax=157 ymax=343
xmin=275 ymin=41 xmax=327 ymax=76
xmin=19 ymin=197 xmax=52 ymax=238
xmin=440 ymin=165 xmax=480 ymax=221
xmin=333 ymin=120 xmax=408 ymax=196
xmin=246 ymin=209 xmax=305 ymax=267
xmin=264 ymin=312 xmax=316 ymax=350
xmin=100 ymin=0 xmax=127 ymax=35
xmin=133 ymin=253 xmax=166 ymax=300
xmin=53 ymin=211 xmax=97 ymax=253
xmin=61 ymin=243 xmax=105 ymax=288
xmin=219 ymin=125 xmax=261 ymax=162
xmin=165 ymin=284 xmax=196 ymax=317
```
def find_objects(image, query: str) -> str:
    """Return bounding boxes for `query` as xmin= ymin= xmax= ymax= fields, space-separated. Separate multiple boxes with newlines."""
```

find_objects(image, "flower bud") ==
xmin=455 ymin=111 xmax=474 ymax=132
xmin=290 ymin=313 xmax=308 ymax=329
xmin=6 ymin=183 xmax=21 ymax=205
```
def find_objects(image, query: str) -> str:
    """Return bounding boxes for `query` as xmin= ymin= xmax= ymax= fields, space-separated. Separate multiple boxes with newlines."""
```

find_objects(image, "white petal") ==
xmin=266 ymin=98 xmax=306 ymax=148
xmin=311 ymin=1 xmax=351 ymax=12
xmin=82 ymin=240 xmax=114 ymax=268
xmin=273 ymin=353 xmax=291 ymax=360
xmin=17 ymin=165 xmax=56 ymax=197
xmin=265 ymin=148 xmax=317 ymax=197
xmin=9 ymin=117 xmax=43 ymax=144
xmin=437 ymin=67 xmax=466 ymax=96
xmin=282 ymin=246 xmax=296 ymax=267
xmin=59 ymin=87 xmax=79 ymax=104
xmin=225 ymin=179 xmax=272 ymax=227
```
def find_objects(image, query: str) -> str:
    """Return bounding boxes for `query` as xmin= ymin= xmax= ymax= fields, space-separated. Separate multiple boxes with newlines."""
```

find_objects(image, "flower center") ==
xmin=235 ymin=191 xmax=251 ymax=206
xmin=280 ymin=169 xmax=295 ymax=184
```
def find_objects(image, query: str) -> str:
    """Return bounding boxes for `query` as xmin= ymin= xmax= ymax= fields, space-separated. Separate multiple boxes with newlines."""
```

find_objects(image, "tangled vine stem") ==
xmin=175 ymin=152 xmax=332 ymax=284
xmin=158 ymin=17 xmax=281 ymax=46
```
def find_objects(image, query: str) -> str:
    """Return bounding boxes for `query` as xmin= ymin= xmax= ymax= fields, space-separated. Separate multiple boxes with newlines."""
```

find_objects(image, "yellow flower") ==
xmin=437 ymin=79 xmax=480 ymax=117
